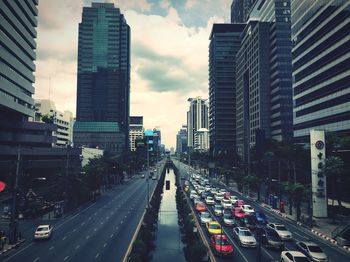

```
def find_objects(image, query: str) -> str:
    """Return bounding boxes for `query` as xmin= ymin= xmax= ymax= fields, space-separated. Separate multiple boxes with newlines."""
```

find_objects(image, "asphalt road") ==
xmin=2 ymin=169 xmax=161 ymax=262
xmin=173 ymin=159 xmax=350 ymax=262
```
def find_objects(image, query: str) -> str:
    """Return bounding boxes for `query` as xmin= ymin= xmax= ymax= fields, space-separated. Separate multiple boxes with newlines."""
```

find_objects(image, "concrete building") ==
xmin=194 ymin=128 xmax=209 ymax=151
xmin=291 ymin=0 xmax=350 ymax=141
xmin=34 ymin=99 xmax=74 ymax=147
xmin=129 ymin=116 xmax=144 ymax=151
xmin=75 ymin=3 xmax=130 ymax=153
xmin=236 ymin=21 xmax=270 ymax=160
xmin=209 ymin=24 xmax=246 ymax=158
xmin=176 ymin=125 xmax=188 ymax=155
xmin=231 ymin=0 xmax=258 ymax=23
xmin=187 ymin=97 xmax=208 ymax=148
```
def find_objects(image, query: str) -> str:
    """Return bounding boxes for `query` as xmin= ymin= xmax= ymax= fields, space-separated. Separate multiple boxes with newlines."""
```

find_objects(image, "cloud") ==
xmin=185 ymin=0 xmax=197 ymax=10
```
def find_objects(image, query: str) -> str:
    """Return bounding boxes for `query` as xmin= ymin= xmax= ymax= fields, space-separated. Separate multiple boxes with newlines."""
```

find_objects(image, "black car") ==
xmin=255 ymin=227 xmax=284 ymax=250
xmin=237 ymin=215 xmax=257 ymax=231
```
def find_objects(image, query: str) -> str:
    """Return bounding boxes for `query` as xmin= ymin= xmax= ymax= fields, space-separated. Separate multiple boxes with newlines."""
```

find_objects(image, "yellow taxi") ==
xmin=206 ymin=221 xmax=222 ymax=235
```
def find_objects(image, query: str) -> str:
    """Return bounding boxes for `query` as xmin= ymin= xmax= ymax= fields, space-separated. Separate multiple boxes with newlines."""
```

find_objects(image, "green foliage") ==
xmin=41 ymin=114 xmax=54 ymax=124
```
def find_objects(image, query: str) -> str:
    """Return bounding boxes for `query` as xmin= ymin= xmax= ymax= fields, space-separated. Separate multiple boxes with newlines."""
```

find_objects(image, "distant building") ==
xmin=176 ymin=125 xmax=188 ymax=154
xmin=75 ymin=3 xmax=130 ymax=153
xmin=291 ymin=0 xmax=350 ymax=140
xmin=194 ymin=128 xmax=209 ymax=151
xmin=209 ymin=24 xmax=246 ymax=158
xmin=129 ymin=116 xmax=144 ymax=151
xmin=34 ymin=99 xmax=74 ymax=147
xmin=187 ymin=97 xmax=208 ymax=148
xmin=231 ymin=0 xmax=258 ymax=23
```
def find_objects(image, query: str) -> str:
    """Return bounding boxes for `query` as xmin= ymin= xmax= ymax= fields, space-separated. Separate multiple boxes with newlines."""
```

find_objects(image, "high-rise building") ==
xmin=34 ymin=99 xmax=74 ymax=147
xmin=129 ymin=116 xmax=144 ymax=151
xmin=231 ymin=0 xmax=258 ymax=23
xmin=291 ymin=1 xmax=350 ymax=140
xmin=176 ymin=125 xmax=188 ymax=155
xmin=74 ymin=2 xmax=130 ymax=154
xmin=194 ymin=128 xmax=209 ymax=151
xmin=187 ymin=97 xmax=208 ymax=148
xmin=209 ymin=24 xmax=246 ymax=157
xmin=236 ymin=21 xmax=270 ymax=160
xmin=0 ymin=0 xmax=38 ymax=144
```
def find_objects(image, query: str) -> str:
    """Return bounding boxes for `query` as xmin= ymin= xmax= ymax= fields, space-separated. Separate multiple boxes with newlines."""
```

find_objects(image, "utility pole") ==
xmin=146 ymin=138 xmax=150 ymax=209
xmin=9 ymin=146 xmax=21 ymax=244
xmin=278 ymin=160 xmax=281 ymax=209
xmin=65 ymin=146 xmax=70 ymax=212
xmin=188 ymin=146 xmax=191 ymax=175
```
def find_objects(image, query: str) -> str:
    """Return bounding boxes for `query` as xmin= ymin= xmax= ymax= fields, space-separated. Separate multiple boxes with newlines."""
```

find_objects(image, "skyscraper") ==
xmin=209 ymin=24 xmax=245 ymax=158
xmin=74 ymin=3 xmax=130 ymax=154
xmin=129 ymin=116 xmax=144 ymax=152
xmin=231 ymin=0 xmax=258 ymax=23
xmin=291 ymin=0 xmax=350 ymax=141
xmin=176 ymin=125 xmax=188 ymax=155
xmin=187 ymin=97 xmax=208 ymax=148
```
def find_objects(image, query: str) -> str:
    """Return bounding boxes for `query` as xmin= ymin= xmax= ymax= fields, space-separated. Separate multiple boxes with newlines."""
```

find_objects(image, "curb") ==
xmin=0 ymin=239 xmax=25 ymax=256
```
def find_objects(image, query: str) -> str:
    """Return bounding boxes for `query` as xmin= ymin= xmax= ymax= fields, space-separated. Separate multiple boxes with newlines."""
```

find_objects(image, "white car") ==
xmin=268 ymin=223 xmax=293 ymax=241
xmin=34 ymin=225 xmax=53 ymax=240
xmin=241 ymin=204 xmax=254 ymax=214
xmin=221 ymin=199 xmax=232 ymax=209
xmin=281 ymin=251 xmax=309 ymax=262
xmin=223 ymin=213 xmax=235 ymax=226
xmin=215 ymin=192 xmax=224 ymax=202
xmin=199 ymin=211 xmax=213 ymax=225
xmin=190 ymin=191 xmax=199 ymax=200
xmin=197 ymin=186 xmax=205 ymax=194
xmin=296 ymin=241 xmax=328 ymax=262
xmin=214 ymin=204 xmax=223 ymax=216
xmin=229 ymin=196 xmax=239 ymax=204
xmin=205 ymin=185 xmax=211 ymax=192
xmin=205 ymin=196 xmax=215 ymax=205
xmin=233 ymin=227 xmax=256 ymax=247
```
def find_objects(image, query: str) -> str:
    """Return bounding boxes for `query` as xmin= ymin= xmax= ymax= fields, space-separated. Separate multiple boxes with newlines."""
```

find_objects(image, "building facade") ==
xmin=209 ymin=24 xmax=246 ymax=158
xmin=34 ymin=99 xmax=74 ymax=147
xmin=194 ymin=128 xmax=209 ymax=151
xmin=129 ymin=116 xmax=144 ymax=151
xmin=75 ymin=3 xmax=130 ymax=152
xmin=176 ymin=125 xmax=188 ymax=155
xmin=291 ymin=0 xmax=350 ymax=140
xmin=187 ymin=97 xmax=208 ymax=148
xmin=231 ymin=0 xmax=258 ymax=23
xmin=236 ymin=21 xmax=270 ymax=160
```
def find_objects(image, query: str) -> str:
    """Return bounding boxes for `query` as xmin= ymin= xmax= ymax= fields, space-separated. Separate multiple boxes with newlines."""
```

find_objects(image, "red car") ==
xmin=224 ymin=192 xmax=231 ymax=199
xmin=232 ymin=207 xmax=247 ymax=218
xmin=195 ymin=202 xmax=207 ymax=212
xmin=234 ymin=199 xmax=244 ymax=207
xmin=210 ymin=234 xmax=233 ymax=256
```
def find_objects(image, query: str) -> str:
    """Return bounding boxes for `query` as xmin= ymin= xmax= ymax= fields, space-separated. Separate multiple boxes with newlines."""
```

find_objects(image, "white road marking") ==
xmin=49 ymin=246 xmax=54 ymax=250
xmin=3 ymin=243 xmax=34 ymax=262
xmin=110 ymin=234 xmax=114 ymax=238
xmin=94 ymin=228 xmax=97 ymax=232
xmin=64 ymin=256 xmax=69 ymax=261
xmin=73 ymin=228 xmax=77 ymax=232
xmin=33 ymin=258 xmax=40 ymax=262
xmin=115 ymin=226 xmax=118 ymax=230
xmin=103 ymin=243 xmax=107 ymax=247
xmin=100 ymin=222 xmax=104 ymax=225
xmin=95 ymin=253 xmax=99 ymax=258
xmin=86 ymin=235 xmax=90 ymax=239
xmin=294 ymin=232 xmax=309 ymax=239
xmin=62 ymin=236 xmax=67 ymax=240
xmin=81 ymin=222 xmax=85 ymax=226
xmin=75 ymin=245 xmax=80 ymax=249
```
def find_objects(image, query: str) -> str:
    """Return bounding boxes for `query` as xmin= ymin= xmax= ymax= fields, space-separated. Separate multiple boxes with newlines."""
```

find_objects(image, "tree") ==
xmin=41 ymin=114 xmax=54 ymax=124
xmin=243 ymin=175 xmax=261 ymax=200
xmin=290 ymin=183 xmax=307 ymax=222
xmin=282 ymin=182 xmax=294 ymax=215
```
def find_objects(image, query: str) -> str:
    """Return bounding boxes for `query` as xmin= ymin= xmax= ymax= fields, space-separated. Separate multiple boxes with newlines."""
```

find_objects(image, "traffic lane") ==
xmin=3 ymin=178 xmax=148 ymax=262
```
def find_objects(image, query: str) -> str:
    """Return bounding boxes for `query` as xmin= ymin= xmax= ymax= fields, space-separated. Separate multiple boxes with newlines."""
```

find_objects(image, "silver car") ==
xmin=200 ymin=211 xmax=213 ymax=225
xmin=233 ymin=227 xmax=257 ymax=247
xmin=205 ymin=196 xmax=215 ymax=205
xmin=268 ymin=223 xmax=293 ymax=241
xmin=214 ymin=204 xmax=223 ymax=216
xmin=223 ymin=213 xmax=235 ymax=226
xmin=296 ymin=241 xmax=328 ymax=262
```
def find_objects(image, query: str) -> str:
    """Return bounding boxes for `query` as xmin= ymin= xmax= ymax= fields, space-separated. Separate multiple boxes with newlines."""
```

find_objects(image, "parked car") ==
xmin=268 ymin=223 xmax=293 ymax=241
xmin=255 ymin=211 xmax=268 ymax=225
xmin=200 ymin=211 xmax=213 ymax=225
xmin=241 ymin=204 xmax=254 ymax=215
xmin=205 ymin=196 xmax=215 ymax=205
xmin=210 ymin=234 xmax=233 ymax=256
xmin=237 ymin=215 xmax=257 ymax=231
xmin=221 ymin=199 xmax=232 ymax=209
xmin=206 ymin=221 xmax=222 ymax=235
xmin=296 ymin=241 xmax=328 ymax=262
xmin=255 ymin=227 xmax=284 ymax=250
xmin=34 ymin=224 xmax=53 ymax=240
xmin=214 ymin=204 xmax=223 ymax=216
xmin=232 ymin=207 xmax=247 ymax=218
xmin=195 ymin=202 xmax=207 ymax=212
xmin=281 ymin=251 xmax=309 ymax=262
xmin=232 ymin=227 xmax=257 ymax=248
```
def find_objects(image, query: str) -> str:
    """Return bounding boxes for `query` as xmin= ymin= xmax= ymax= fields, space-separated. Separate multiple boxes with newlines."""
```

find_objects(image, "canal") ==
xmin=152 ymin=168 xmax=186 ymax=262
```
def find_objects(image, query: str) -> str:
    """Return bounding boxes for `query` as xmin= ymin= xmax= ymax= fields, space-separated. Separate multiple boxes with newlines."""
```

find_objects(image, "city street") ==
xmin=174 ymin=159 xmax=350 ymax=262
xmin=1 ymin=173 xmax=159 ymax=262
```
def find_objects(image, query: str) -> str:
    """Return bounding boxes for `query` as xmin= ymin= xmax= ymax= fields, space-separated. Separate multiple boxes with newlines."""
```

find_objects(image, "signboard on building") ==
xmin=310 ymin=129 xmax=327 ymax=218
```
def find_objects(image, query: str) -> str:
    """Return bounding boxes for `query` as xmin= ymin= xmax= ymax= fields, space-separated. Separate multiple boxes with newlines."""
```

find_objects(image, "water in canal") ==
xmin=152 ymin=168 xmax=186 ymax=262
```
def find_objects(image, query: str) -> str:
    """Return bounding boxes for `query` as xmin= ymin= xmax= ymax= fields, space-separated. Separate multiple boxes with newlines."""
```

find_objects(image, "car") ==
xmin=234 ymin=199 xmax=244 ymax=207
xmin=221 ymin=199 xmax=232 ymax=209
xmin=214 ymin=205 xmax=223 ymax=216
xmin=34 ymin=225 xmax=53 ymax=240
xmin=255 ymin=227 xmax=284 ymax=250
xmin=141 ymin=174 xmax=145 ymax=178
xmin=152 ymin=175 xmax=157 ymax=180
xmin=190 ymin=191 xmax=199 ymax=199
xmin=223 ymin=212 xmax=235 ymax=226
xmin=210 ymin=234 xmax=233 ymax=256
xmin=241 ymin=204 xmax=254 ymax=214
xmin=195 ymin=202 xmax=207 ymax=212
xmin=237 ymin=215 xmax=257 ymax=231
xmin=232 ymin=227 xmax=257 ymax=247
xmin=281 ymin=251 xmax=309 ymax=262
xmin=232 ymin=207 xmax=247 ymax=218
xmin=224 ymin=192 xmax=231 ymax=199
xmin=184 ymin=180 xmax=190 ymax=186
xmin=200 ymin=211 xmax=213 ymax=225
xmin=197 ymin=186 xmax=205 ymax=194
xmin=268 ymin=223 xmax=293 ymax=241
xmin=229 ymin=195 xmax=239 ymax=204
xmin=205 ymin=196 xmax=215 ymax=205
xmin=296 ymin=241 xmax=328 ymax=262
xmin=215 ymin=193 xmax=225 ymax=202
xmin=205 ymin=185 xmax=211 ymax=192
xmin=255 ymin=211 xmax=268 ymax=224
xmin=201 ymin=191 xmax=209 ymax=199
xmin=193 ymin=197 xmax=202 ymax=205
xmin=206 ymin=221 xmax=223 ymax=235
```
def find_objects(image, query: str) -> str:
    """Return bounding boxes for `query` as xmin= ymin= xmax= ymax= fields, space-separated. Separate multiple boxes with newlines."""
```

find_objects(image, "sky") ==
xmin=35 ymin=0 xmax=232 ymax=148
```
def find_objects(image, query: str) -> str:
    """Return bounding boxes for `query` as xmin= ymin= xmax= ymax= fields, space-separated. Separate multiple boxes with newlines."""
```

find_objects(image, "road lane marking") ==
xmin=94 ymin=228 xmax=97 ymax=232
xmin=104 ymin=243 xmax=107 ymax=247
xmin=100 ymin=222 xmax=104 ymax=225
xmin=86 ymin=235 xmax=90 ymax=239
xmin=95 ymin=253 xmax=100 ymax=259
xmin=49 ymin=246 xmax=54 ymax=250
xmin=33 ymin=258 xmax=40 ymax=262
xmin=62 ymin=236 xmax=67 ymax=240
xmin=3 ymin=243 xmax=34 ymax=262
xmin=75 ymin=245 xmax=80 ymax=249
xmin=73 ymin=228 xmax=77 ymax=232
xmin=294 ymin=232 xmax=309 ymax=239
xmin=81 ymin=222 xmax=85 ymax=226
xmin=116 ymin=226 xmax=118 ymax=230
xmin=110 ymin=234 xmax=114 ymax=238
xmin=64 ymin=256 xmax=69 ymax=261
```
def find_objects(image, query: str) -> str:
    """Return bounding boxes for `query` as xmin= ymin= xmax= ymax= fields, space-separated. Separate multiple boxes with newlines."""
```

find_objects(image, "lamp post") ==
xmin=146 ymin=137 xmax=150 ymax=209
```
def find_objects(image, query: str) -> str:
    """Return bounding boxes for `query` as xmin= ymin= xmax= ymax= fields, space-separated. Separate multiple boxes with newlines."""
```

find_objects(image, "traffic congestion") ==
xmin=176 ymin=162 xmax=347 ymax=262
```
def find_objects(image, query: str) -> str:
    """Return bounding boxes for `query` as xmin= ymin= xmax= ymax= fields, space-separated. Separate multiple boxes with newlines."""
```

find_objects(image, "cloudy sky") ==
xmin=35 ymin=0 xmax=231 ymax=148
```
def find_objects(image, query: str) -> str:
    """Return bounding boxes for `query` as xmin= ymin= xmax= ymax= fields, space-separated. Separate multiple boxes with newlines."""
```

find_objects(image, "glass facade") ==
xmin=209 ymin=24 xmax=246 ymax=157
xmin=187 ymin=97 xmax=208 ymax=147
xmin=291 ymin=0 xmax=350 ymax=140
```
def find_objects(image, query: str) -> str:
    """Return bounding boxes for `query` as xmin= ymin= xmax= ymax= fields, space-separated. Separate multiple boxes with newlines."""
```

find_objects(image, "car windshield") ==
xmin=236 ymin=209 xmax=244 ymax=213
xmin=266 ymin=229 xmax=279 ymax=238
xmin=224 ymin=214 xmax=232 ymax=219
xmin=37 ymin=227 xmax=48 ymax=231
xmin=246 ymin=217 xmax=256 ymax=224
xmin=207 ymin=197 xmax=213 ymax=200
xmin=210 ymin=224 xmax=221 ymax=229
xmin=239 ymin=230 xmax=252 ymax=236
xmin=294 ymin=257 xmax=309 ymax=262
xmin=244 ymin=206 xmax=252 ymax=210
xmin=308 ymin=245 xmax=323 ymax=253
xmin=216 ymin=238 xmax=230 ymax=245
xmin=197 ymin=203 xmax=204 ymax=207
xmin=202 ymin=213 xmax=210 ymax=218
xmin=276 ymin=225 xmax=287 ymax=231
